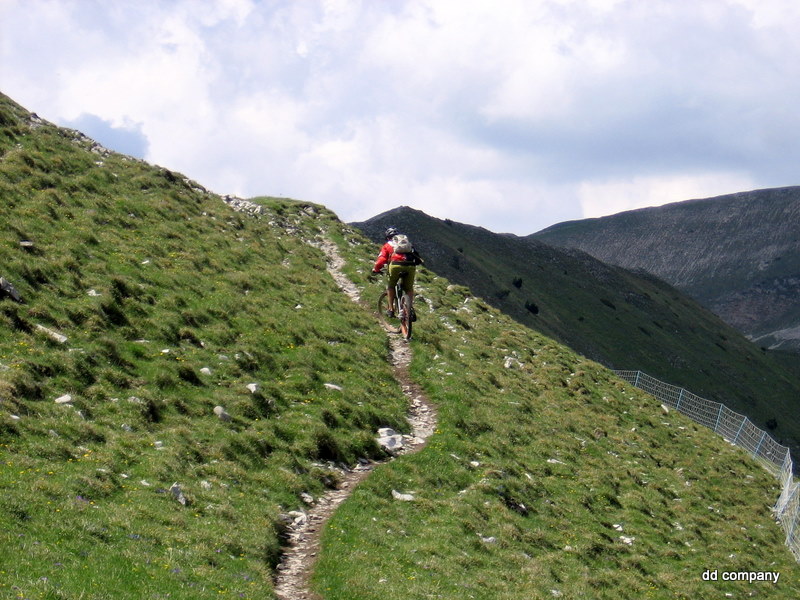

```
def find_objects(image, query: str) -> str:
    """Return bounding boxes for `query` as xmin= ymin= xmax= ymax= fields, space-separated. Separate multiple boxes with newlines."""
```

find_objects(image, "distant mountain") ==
xmin=531 ymin=187 xmax=800 ymax=352
xmin=353 ymin=206 xmax=800 ymax=459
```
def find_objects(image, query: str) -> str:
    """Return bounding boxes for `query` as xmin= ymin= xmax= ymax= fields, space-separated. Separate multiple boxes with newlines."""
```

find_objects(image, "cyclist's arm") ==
xmin=373 ymin=243 xmax=392 ymax=272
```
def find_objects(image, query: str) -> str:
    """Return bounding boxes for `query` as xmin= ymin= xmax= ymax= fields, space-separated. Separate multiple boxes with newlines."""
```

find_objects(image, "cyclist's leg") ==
xmin=400 ymin=266 xmax=416 ymax=320
xmin=400 ymin=266 xmax=416 ymax=299
xmin=387 ymin=265 xmax=402 ymax=313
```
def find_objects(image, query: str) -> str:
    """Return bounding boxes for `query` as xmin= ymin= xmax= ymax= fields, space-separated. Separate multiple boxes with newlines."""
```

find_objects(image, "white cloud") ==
xmin=578 ymin=173 xmax=757 ymax=220
xmin=2 ymin=0 xmax=799 ymax=235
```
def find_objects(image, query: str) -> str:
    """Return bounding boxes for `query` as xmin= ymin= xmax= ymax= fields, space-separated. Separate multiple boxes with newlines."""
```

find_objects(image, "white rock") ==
xmin=200 ymin=367 xmax=212 ymax=375
xmin=246 ymin=383 xmax=260 ymax=394
xmin=36 ymin=324 xmax=68 ymax=344
xmin=620 ymin=536 xmax=635 ymax=545
xmin=170 ymin=482 xmax=188 ymax=506
xmin=391 ymin=490 xmax=415 ymax=501
xmin=324 ymin=383 xmax=343 ymax=391
xmin=200 ymin=480 xmax=212 ymax=491
xmin=54 ymin=394 xmax=73 ymax=404
xmin=213 ymin=406 xmax=231 ymax=421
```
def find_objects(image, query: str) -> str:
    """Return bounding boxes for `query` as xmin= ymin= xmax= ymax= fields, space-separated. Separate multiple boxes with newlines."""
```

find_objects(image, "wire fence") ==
xmin=615 ymin=370 xmax=800 ymax=562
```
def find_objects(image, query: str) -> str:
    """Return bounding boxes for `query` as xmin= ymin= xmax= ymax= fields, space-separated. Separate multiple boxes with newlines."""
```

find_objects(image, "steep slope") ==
xmin=353 ymin=207 xmax=800 ymax=461
xmin=321 ymin=235 xmax=800 ymax=599
xmin=2 ymin=92 xmax=799 ymax=599
xmin=0 ymin=93 xmax=412 ymax=598
xmin=531 ymin=187 xmax=800 ymax=351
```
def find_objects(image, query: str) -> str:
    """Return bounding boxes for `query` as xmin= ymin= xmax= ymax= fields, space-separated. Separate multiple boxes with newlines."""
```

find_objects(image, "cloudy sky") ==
xmin=2 ymin=0 xmax=799 ymax=234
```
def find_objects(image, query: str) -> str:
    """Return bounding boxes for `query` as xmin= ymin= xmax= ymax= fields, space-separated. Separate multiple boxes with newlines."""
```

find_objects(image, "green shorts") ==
xmin=388 ymin=264 xmax=416 ymax=293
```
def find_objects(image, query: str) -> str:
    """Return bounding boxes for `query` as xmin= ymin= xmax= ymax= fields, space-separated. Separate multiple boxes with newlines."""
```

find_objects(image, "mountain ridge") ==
xmin=353 ymin=206 xmax=800 ymax=462
xmin=531 ymin=186 xmax=800 ymax=351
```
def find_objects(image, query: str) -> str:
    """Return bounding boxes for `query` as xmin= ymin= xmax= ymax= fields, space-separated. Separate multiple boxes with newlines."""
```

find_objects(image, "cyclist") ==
xmin=371 ymin=226 xmax=420 ymax=319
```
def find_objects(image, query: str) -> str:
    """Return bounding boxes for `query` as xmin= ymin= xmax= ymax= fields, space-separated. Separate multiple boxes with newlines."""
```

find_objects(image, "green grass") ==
xmin=0 ymin=94 xmax=409 ymax=599
xmin=313 ymin=247 xmax=800 ymax=599
xmin=2 ymin=91 xmax=799 ymax=599
xmin=353 ymin=208 xmax=800 ymax=462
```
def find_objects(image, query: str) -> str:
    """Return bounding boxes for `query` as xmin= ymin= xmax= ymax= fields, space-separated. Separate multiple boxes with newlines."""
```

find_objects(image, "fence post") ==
xmin=634 ymin=371 xmax=641 ymax=388
xmin=753 ymin=430 xmax=767 ymax=459
xmin=676 ymin=388 xmax=684 ymax=411
xmin=733 ymin=417 xmax=747 ymax=445
xmin=714 ymin=404 xmax=724 ymax=433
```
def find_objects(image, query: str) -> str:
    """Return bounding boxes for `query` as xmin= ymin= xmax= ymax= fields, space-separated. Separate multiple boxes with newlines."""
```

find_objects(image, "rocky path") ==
xmin=272 ymin=237 xmax=437 ymax=600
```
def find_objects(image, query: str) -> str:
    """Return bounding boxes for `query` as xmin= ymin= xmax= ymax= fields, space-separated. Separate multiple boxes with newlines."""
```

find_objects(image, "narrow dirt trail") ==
xmin=272 ymin=238 xmax=437 ymax=600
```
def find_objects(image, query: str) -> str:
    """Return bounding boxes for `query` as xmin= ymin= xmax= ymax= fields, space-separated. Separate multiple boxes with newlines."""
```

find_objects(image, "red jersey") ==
xmin=373 ymin=242 xmax=411 ymax=272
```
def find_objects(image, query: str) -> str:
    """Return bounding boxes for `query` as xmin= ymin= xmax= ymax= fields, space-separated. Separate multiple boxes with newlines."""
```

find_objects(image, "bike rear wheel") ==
xmin=399 ymin=292 xmax=413 ymax=339
xmin=377 ymin=290 xmax=400 ymax=333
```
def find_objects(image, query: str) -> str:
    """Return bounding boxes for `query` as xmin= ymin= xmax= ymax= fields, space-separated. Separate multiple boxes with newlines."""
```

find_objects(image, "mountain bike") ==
xmin=375 ymin=271 xmax=414 ymax=340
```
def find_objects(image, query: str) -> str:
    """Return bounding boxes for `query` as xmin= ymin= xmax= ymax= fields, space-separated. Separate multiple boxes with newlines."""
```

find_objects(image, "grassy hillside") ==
xmin=1 ymin=92 xmax=799 ymax=599
xmin=354 ymin=207 xmax=800 ymax=463
xmin=322 ymin=240 xmax=800 ymax=599
xmin=0 ymin=93 xmax=410 ymax=598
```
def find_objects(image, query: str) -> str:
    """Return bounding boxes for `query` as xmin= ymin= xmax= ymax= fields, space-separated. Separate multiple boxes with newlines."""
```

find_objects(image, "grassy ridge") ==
xmin=0 ymin=93 xmax=409 ymax=599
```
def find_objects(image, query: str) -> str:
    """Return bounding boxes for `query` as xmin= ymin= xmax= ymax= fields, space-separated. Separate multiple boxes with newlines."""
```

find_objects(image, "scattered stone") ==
xmin=613 ymin=523 xmax=624 ymax=531
xmin=287 ymin=510 xmax=307 ymax=526
xmin=620 ymin=535 xmax=636 ymax=545
xmin=213 ymin=406 xmax=231 ymax=421
xmin=54 ymin=394 xmax=73 ymax=404
xmin=35 ymin=324 xmax=68 ymax=344
xmin=87 ymin=289 xmax=101 ymax=297
xmin=479 ymin=535 xmax=497 ymax=544
xmin=391 ymin=490 xmax=415 ymax=502
xmin=153 ymin=441 xmax=164 ymax=449
xmin=661 ymin=403 xmax=670 ymax=414
xmin=170 ymin=483 xmax=188 ymax=506
xmin=546 ymin=458 xmax=565 ymax=465
xmin=199 ymin=367 xmax=212 ymax=375
xmin=300 ymin=492 xmax=315 ymax=505
xmin=0 ymin=277 xmax=22 ymax=302
xmin=503 ymin=351 xmax=525 ymax=369
xmin=246 ymin=383 xmax=260 ymax=394
xmin=200 ymin=480 xmax=212 ymax=491
xmin=323 ymin=383 xmax=343 ymax=391
xmin=377 ymin=428 xmax=405 ymax=453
